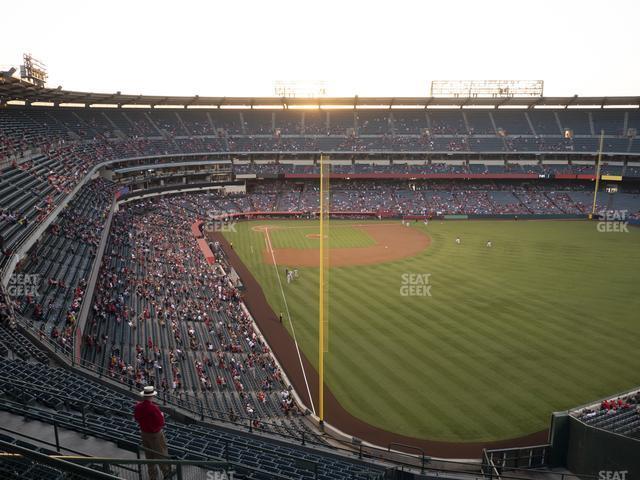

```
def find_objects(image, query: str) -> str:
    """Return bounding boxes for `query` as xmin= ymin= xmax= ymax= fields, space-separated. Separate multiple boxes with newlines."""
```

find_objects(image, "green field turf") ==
xmin=267 ymin=223 xmax=375 ymax=249
xmin=224 ymin=219 xmax=640 ymax=442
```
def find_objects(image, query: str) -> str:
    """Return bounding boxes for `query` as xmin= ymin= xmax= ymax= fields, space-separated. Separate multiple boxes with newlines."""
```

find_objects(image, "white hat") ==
xmin=140 ymin=386 xmax=157 ymax=397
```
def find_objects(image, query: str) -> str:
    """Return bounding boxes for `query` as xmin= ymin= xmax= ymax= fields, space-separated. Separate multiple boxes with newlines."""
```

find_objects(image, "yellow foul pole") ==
xmin=318 ymin=154 xmax=325 ymax=423
xmin=591 ymin=130 xmax=605 ymax=218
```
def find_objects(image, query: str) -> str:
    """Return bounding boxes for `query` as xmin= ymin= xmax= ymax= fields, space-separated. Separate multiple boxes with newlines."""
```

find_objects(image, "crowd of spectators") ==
xmin=12 ymin=178 xmax=116 ymax=351
xmin=3 ymin=106 xmax=640 ymax=169
xmin=0 ymin=285 xmax=14 ymax=328
xmin=3 ymin=136 xmax=637 ymax=268
xmin=231 ymin=161 xmax=637 ymax=176
xmin=82 ymin=197 xmax=302 ymax=424
xmin=578 ymin=391 xmax=640 ymax=437
xmin=147 ymin=180 xmax=640 ymax=216
xmin=219 ymin=180 xmax=626 ymax=215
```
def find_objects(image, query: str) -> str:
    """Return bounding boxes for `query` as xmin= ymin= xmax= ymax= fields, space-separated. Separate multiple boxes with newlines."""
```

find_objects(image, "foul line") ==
xmin=264 ymin=227 xmax=316 ymax=415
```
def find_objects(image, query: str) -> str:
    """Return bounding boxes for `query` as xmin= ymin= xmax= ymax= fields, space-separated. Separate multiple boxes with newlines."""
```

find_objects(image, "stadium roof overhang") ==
xmin=1 ymin=74 xmax=640 ymax=109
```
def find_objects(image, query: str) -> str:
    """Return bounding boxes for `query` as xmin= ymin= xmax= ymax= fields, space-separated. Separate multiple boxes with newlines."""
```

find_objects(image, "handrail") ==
xmin=0 ymin=423 xmax=126 ymax=457
xmin=0 ymin=435 xmax=288 ymax=480
xmin=388 ymin=442 xmax=428 ymax=474
xmin=0 ymin=383 xmax=323 ymax=474
xmin=0 ymin=395 xmax=186 ymax=467
xmin=485 ymin=443 xmax=551 ymax=453
xmin=0 ymin=439 xmax=123 ymax=480
xmin=0 ymin=372 xmax=496 ymax=477
xmin=483 ymin=448 xmax=502 ymax=480
xmin=0 ymin=397 xmax=303 ymax=480
xmin=0 ymin=423 xmax=139 ymax=476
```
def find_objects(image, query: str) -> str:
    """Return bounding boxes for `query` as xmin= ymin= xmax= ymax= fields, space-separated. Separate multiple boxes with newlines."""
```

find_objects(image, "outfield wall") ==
xmin=206 ymin=210 xmax=589 ymax=221
xmin=565 ymin=416 xmax=639 ymax=479
xmin=466 ymin=214 xmax=588 ymax=220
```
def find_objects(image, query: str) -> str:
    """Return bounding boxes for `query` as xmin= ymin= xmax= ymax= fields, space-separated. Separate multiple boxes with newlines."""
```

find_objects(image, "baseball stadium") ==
xmin=1 ymin=3 xmax=640 ymax=479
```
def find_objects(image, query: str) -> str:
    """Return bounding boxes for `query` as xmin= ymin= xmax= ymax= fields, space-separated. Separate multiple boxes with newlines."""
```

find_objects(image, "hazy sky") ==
xmin=2 ymin=0 xmax=639 ymax=98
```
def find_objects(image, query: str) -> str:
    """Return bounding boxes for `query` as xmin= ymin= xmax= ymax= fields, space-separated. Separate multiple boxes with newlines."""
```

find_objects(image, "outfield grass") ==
xmin=224 ymin=220 xmax=640 ymax=442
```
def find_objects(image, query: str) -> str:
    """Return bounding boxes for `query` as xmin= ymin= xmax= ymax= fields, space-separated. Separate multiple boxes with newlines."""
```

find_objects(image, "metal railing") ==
xmin=0 ymin=440 xmax=122 ymax=480
xmin=0 ymin=414 xmax=245 ymax=479
xmin=482 ymin=448 xmax=503 ymax=480
xmin=481 ymin=446 xmax=600 ymax=480
xmin=63 ymin=458 xmax=239 ymax=480
xmin=0 ymin=423 xmax=140 ymax=478
xmin=0 ymin=390 xmax=317 ymax=480
xmin=0 ymin=383 xmax=523 ymax=480
xmin=387 ymin=443 xmax=428 ymax=474
xmin=0 ymin=397 xmax=298 ymax=480
xmin=485 ymin=444 xmax=550 ymax=471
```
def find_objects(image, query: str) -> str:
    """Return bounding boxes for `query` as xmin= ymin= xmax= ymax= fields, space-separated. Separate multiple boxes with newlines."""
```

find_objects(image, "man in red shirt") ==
xmin=134 ymin=386 xmax=172 ymax=480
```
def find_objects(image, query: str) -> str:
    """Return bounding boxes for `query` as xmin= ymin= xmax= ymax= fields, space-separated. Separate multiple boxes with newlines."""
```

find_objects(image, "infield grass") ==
xmin=224 ymin=219 xmax=640 ymax=442
xmin=267 ymin=223 xmax=376 ymax=249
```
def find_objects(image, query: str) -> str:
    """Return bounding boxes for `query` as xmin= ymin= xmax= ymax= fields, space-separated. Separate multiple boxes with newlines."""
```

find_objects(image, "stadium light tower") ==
xmin=20 ymin=53 xmax=48 ymax=88
xmin=274 ymin=80 xmax=328 ymax=98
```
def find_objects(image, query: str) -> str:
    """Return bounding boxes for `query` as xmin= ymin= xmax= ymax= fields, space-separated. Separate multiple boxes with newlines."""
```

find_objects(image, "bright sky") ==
xmin=3 ymin=0 xmax=639 ymax=98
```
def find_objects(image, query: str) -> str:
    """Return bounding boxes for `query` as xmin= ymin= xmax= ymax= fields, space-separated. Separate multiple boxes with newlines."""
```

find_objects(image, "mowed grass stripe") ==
xmin=325 ymin=270 xmax=531 ymax=437
xmin=328 ymin=283 xmax=545 ymax=439
xmin=426 ymin=267 xmax=632 ymax=382
xmin=329 ymin=310 xmax=516 ymax=436
xmin=327 ymin=324 xmax=476 ymax=436
xmin=358 ymin=227 xmax=624 ymax=430
xmin=422 ymin=240 xmax=638 ymax=411
xmin=324 ymin=283 xmax=487 ymax=434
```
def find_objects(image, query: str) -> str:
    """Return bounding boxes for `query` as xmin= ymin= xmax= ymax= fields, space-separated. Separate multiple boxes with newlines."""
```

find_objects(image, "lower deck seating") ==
xmin=577 ymin=394 xmax=640 ymax=438
xmin=81 ymin=196 xmax=323 ymax=444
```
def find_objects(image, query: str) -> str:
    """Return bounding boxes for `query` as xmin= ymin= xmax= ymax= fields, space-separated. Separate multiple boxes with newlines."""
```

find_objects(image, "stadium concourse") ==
xmin=1 ymin=90 xmax=640 ymax=479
